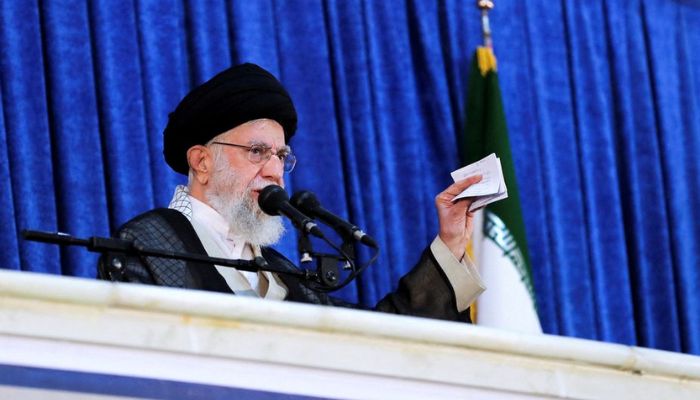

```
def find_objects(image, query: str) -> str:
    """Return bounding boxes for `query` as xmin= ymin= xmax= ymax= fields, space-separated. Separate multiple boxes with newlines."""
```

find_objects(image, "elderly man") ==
xmin=100 ymin=63 xmax=484 ymax=322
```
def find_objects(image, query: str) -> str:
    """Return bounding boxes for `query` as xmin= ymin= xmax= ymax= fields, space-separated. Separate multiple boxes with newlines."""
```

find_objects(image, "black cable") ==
xmin=311 ymin=244 xmax=379 ymax=293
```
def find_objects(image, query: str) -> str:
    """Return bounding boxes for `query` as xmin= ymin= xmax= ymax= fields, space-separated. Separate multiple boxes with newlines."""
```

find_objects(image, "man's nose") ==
xmin=260 ymin=154 xmax=284 ymax=184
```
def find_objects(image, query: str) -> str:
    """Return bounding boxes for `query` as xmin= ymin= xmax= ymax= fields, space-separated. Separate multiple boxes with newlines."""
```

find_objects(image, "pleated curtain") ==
xmin=0 ymin=0 xmax=698 ymax=355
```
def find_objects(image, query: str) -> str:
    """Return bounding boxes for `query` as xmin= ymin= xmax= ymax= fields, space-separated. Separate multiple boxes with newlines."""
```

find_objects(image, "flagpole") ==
xmin=466 ymin=0 xmax=542 ymax=333
xmin=477 ymin=1 xmax=494 ymax=49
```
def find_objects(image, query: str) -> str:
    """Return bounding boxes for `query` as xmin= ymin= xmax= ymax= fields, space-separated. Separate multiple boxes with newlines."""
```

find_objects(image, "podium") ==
xmin=1 ymin=269 xmax=699 ymax=399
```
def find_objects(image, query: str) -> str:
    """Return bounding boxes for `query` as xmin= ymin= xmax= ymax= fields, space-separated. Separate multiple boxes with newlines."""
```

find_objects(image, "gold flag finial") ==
xmin=477 ymin=1 xmax=494 ymax=49
xmin=477 ymin=0 xmax=494 ymax=10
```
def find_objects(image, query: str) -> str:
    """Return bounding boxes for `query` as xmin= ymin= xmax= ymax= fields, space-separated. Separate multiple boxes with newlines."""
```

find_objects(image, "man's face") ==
xmin=202 ymin=119 xmax=287 ymax=245
xmin=211 ymin=119 xmax=286 ymax=200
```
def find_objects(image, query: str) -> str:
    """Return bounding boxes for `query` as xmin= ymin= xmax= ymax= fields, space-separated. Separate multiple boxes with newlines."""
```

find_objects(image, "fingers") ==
xmin=436 ymin=175 xmax=482 ymax=202
xmin=451 ymin=174 xmax=482 ymax=192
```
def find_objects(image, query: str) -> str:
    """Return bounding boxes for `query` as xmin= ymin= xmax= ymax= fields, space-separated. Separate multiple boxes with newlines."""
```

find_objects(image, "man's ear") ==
xmin=186 ymin=145 xmax=211 ymax=185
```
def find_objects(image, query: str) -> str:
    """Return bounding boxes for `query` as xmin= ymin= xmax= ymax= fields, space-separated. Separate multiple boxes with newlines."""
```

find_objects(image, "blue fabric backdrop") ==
xmin=1 ymin=0 xmax=698 ymax=355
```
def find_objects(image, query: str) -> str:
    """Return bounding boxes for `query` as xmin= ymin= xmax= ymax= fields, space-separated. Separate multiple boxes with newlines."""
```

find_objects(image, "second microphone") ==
xmin=291 ymin=191 xmax=378 ymax=248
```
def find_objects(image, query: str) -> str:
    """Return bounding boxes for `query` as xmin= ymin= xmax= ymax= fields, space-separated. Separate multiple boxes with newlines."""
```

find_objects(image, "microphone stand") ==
xmin=296 ymin=231 xmax=359 ymax=288
xmin=22 ymin=230 xmax=320 ymax=285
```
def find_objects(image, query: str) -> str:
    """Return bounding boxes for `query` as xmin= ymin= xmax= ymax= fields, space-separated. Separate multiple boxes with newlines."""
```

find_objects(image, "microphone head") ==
xmin=258 ymin=185 xmax=289 ymax=216
xmin=290 ymin=190 xmax=321 ymax=215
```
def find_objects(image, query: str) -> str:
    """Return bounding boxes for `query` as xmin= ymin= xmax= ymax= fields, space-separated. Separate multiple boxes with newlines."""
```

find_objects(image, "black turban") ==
xmin=163 ymin=63 xmax=297 ymax=175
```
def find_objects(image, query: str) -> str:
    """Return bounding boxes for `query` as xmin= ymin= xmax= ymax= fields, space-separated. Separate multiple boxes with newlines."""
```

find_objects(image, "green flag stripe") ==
xmin=461 ymin=48 xmax=535 ymax=305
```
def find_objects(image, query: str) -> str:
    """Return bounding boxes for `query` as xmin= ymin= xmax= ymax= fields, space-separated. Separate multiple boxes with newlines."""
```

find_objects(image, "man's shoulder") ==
xmin=117 ymin=208 xmax=190 ymax=243
xmin=120 ymin=208 xmax=185 ymax=229
xmin=107 ymin=208 xmax=202 ymax=288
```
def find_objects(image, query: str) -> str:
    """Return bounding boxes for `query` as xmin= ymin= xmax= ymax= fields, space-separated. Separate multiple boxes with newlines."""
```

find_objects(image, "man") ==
xmin=100 ymin=63 xmax=485 ymax=322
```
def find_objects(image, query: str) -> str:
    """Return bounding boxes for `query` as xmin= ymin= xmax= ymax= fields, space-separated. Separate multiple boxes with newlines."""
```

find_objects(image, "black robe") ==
xmin=99 ymin=208 xmax=470 ymax=322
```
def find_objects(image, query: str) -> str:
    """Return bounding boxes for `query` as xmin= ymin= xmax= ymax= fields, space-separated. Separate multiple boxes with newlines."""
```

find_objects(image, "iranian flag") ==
xmin=463 ymin=47 xmax=541 ymax=333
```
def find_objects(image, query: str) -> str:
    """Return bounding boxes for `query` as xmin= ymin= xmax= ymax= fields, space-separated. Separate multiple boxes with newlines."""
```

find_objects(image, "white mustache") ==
xmin=248 ymin=179 xmax=282 ymax=192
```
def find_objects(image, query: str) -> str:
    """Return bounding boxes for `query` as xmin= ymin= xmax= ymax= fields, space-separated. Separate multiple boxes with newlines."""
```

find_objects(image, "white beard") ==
xmin=205 ymin=165 xmax=285 ymax=247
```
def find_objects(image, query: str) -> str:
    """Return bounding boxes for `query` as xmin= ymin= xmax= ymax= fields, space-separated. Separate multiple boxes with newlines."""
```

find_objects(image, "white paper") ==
xmin=450 ymin=153 xmax=500 ymax=198
xmin=450 ymin=153 xmax=508 ymax=211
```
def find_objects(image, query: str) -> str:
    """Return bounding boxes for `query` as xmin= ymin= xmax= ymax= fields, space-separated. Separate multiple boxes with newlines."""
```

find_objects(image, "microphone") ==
xmin=258 ymin=185 xmax=324 ymax=238
xmin=291 ymin=191 xmax=378 ymax=248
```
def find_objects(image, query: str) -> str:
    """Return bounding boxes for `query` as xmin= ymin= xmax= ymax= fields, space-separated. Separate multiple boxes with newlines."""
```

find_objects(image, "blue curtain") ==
xmin=1 ymin=0 xmax=698 ymax=356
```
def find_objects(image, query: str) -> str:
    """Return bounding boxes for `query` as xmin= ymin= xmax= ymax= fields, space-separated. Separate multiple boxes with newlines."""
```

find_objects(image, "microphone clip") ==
xmin=296 ymin=228 xmax=356 ymax=289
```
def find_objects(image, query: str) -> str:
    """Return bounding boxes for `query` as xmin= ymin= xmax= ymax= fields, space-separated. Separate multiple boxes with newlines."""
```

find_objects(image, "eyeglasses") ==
xmin=211 ymin=141 xmax=297 ymax=172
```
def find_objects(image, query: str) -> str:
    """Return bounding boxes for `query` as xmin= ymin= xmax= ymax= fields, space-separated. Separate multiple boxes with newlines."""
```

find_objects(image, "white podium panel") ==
xmin=1 ymin=269 xmax=699 ymax=399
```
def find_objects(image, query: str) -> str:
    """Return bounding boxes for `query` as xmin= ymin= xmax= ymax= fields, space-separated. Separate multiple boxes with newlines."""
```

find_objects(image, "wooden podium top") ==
xmin=1 ymin=269 xmax=699 ymax=399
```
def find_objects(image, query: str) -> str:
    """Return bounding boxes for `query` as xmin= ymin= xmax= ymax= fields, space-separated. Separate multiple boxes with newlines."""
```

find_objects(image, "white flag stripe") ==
xmin=476 ymin=211 xmax=542 ymax=333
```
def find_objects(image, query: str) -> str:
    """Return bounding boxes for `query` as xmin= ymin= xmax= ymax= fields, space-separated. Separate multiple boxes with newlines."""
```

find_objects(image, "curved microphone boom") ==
xmin=291 ymin=191 xmax=378 ymax=248
xmin=258 ymin=185 xmax=324 ymax=238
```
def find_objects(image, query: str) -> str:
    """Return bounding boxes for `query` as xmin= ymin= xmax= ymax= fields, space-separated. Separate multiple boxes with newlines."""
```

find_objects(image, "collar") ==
xmin=168 ymin=185 xmax=250 ymax=246
xmin=189 ymin=195 xmax=233 ymax=241
xmin=169 ymin=185 xmax=193 ymax=220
